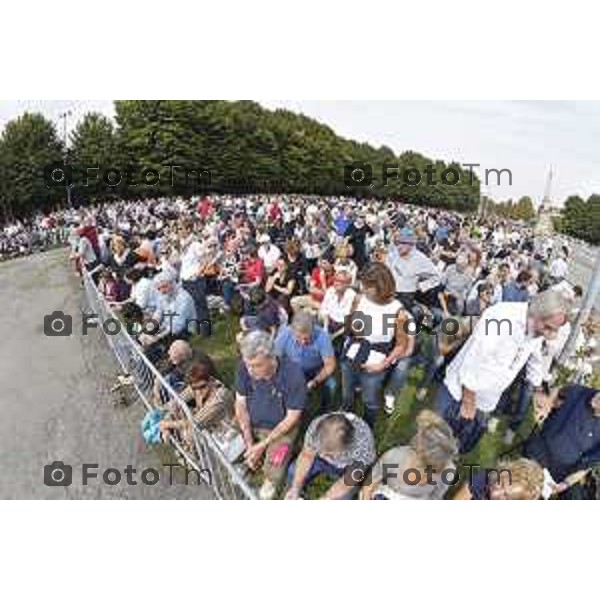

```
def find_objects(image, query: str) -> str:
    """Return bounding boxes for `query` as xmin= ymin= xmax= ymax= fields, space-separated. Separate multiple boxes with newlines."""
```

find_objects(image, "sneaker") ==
xmin=503 ymin=428 xmax=516 ymax=446
xmin=259 ymin=479 xmax=277 ymax=500
xmin=384 ymin=393 xmax=396 ymax=415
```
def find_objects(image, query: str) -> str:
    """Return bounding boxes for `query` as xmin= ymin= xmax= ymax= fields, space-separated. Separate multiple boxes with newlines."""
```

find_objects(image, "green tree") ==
xmin=69 ymin=112 xmax=116 ymax=202
xmin=0 ymin=112 xmax=64 ymax=220
xmin=1 ymin=101 xmax=486 ymax=217
xmin=513 ymin=195 xmax=535 ymax=220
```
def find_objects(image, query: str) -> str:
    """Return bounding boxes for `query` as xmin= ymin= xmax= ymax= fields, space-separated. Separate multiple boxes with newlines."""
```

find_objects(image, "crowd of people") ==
xmin=17 ymin=192 xmax=600 ymax=500
xmin=0 ymin=213 xmax=71 ymax=260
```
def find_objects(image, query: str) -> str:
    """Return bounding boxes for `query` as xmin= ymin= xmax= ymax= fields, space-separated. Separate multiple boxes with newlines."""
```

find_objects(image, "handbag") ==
xmin=141 ymin=408 xmax=165 ymax=446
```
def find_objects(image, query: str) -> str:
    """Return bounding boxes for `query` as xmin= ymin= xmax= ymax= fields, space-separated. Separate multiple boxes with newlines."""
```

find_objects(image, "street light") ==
xmin=59 ymin=109 xmax=73 ymax=208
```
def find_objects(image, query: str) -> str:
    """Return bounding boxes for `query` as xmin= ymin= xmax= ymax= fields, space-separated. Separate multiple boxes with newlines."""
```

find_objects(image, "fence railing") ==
xmin=81 ymin=269 xmax=256 ymax=500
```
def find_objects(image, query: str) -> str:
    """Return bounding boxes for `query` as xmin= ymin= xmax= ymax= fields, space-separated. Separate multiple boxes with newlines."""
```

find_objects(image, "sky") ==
xmin=2 ymin=100 xmax=599 ymax=206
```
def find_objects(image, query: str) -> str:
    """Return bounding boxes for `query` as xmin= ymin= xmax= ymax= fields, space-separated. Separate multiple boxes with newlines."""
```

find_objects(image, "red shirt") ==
xmin=268 ymin=203 xmax=281 ymax=222
xmin=310 ymin=267 xmax=334 ymax=302
xmin=241 ymin=257 xmax=265 ymax=285
xmin=197 ymin=197 xmax=214 ymax=219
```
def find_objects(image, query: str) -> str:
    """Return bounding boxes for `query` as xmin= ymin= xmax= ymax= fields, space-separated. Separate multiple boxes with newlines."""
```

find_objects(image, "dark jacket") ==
xmin=524 ymin=385 xmax=600 ymax=482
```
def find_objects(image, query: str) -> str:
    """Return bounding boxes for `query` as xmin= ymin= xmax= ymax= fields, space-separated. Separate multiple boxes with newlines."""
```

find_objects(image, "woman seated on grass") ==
xmin=265 ymin=257 xmax=296 ymax=313
xmin=319 ymin=269 xmax=356 ymax=346
xmin=340 ymin=262 xmax=415 ymax=427
xmin=360 ymin=410 xmax=458 ymax=500
xmin=159 ymin=360 xmax=234 ymax=449
xmin=452 ymin=458 xmax=544 ymax=500
xmin=285 ymin=412 xmax=375 ymax=500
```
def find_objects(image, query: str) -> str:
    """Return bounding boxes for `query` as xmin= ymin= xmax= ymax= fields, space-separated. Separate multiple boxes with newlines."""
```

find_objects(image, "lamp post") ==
xmin=59 ymin=109 xmax=73 ymax=208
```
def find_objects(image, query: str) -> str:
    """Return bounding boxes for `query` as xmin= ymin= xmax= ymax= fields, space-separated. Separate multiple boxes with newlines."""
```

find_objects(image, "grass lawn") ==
xmin=191 ymin=313 xmax=533 ymax=498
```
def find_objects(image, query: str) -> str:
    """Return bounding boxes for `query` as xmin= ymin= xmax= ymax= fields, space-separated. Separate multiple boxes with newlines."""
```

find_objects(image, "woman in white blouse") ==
xmin=340 ymin=262 xmax=415 ymax=428
xmin=319 ymin=269 xmax=356 ymax=339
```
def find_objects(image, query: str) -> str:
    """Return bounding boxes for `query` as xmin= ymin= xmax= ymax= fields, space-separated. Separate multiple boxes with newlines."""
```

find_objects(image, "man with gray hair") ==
xmin=385 ymin=226 xmax=440 ymax=309
xmin=436 ymin=289 xmax=569 ymax=453
xmin=235 ymin=330 xmax=308 ymax=499
xmin=274 ymin=311 xmax=337 ymax=410
xmin=439 ymin=253 xmax=473 ymax=316
xmin=138 ymin=269 xmax=200 ymax=363
xmin=139 ymin=270 xmax=198 ymax=343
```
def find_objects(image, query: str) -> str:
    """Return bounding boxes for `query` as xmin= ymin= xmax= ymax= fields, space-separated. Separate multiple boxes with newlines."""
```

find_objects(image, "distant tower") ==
xmin=540 ymin=166 xmax=553 ymax=213
xmin=535 ymin=166 xmax=554 ymax=236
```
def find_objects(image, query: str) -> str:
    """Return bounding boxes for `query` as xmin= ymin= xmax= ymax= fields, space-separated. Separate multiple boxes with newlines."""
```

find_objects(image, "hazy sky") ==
xmin=2 ymin=100 xmax=598 ymax=206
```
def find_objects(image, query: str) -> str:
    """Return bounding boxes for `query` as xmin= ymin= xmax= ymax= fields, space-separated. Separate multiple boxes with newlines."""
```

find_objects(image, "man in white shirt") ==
xmin=549 ymin=254 xmax=568 ymax=282
xmin=436 ymin=289 xmax=569 ymax=452
xmin=257 ymin=234 xmax=281 ymax=274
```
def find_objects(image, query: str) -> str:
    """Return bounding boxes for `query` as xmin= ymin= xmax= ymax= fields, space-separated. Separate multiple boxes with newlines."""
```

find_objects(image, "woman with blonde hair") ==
xmin=453 ymin=457 xmax=544 ymax=500
xmin=333 ymin=242 xmax=357 ymax=284
xmin=360 ymin=410 xmax=458 ymax=499
xmin=107 ymin=234 xmax=137 ymax=275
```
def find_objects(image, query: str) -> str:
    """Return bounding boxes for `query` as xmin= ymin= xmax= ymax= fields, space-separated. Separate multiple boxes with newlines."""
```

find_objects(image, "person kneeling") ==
xmin=285 ymin=412 xmax=375 ymax=500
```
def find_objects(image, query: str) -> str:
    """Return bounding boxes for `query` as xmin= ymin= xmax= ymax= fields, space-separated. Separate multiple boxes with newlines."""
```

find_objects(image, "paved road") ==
xmin=0 ymin=249 xmax=212 ymax=499
xmin=566 ymin=240 xmax=600 ymax=312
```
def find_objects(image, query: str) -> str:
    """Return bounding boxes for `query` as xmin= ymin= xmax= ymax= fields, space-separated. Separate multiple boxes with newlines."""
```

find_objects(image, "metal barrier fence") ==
xmin=81 ymin=269 xmax=256 ymax=500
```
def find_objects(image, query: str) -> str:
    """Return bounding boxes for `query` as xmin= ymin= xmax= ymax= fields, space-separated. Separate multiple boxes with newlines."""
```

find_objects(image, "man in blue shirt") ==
xmin=524 ymin=384 xmax=600 ymax=498
xmin=235 ymin=330 xmax=308 ymax=499
xmin=502 ymin=271 xmax=532 ymax=303
xmin=139 ymin=269 xmax=200 ymax=362
xmin=334 ymin=206 xmax=352 ymax=237
xmin=274 ymin=311 xmax=337 ymax=410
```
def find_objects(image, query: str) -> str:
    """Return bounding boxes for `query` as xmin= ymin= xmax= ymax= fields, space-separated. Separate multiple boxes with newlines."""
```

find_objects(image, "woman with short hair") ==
xmin=159 ymin=359 xmax=233 ymax=452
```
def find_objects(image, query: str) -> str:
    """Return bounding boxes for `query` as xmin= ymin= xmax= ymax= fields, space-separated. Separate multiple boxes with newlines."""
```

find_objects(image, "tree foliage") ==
xmin=69 ymin=112 xmax=116 ymax=201
xmin=484 ymin=195 xmax=536 ymax=221
xmin=557 ymin=194 xmax=600 ymax=244
xmin=0 ymin=113 xmax=64 ymax=220
xmin=1 ymin=101 xmax=484 ymax=218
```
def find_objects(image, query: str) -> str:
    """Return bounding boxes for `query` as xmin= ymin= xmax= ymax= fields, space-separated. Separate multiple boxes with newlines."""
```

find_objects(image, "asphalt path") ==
xmin=568 ymin=240 xmax=600 ymax=311
xmin=0 ymin=249 xmax=213 ymax=499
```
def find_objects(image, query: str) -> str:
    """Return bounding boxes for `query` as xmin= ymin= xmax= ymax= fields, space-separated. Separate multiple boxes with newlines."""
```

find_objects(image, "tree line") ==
xmin=554 ymin=194 xmax=600 ymax=244
xmin=481 ymin=195 xmax=536 ymax=221
xmin=0 ymin=101 xmax=481 ymax=221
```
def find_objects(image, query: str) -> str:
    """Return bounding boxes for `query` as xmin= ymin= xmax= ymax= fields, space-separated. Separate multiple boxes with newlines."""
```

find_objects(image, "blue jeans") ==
xmin=304 ymin=366 xmax=337 ymax=412
xmin=287 ymin=456 xmax=355 ymax=499
xmin=340 ymin=359 xmax=387 ymax=428
xmin=222 ymin=279 xmax=236 ymax=308
xmin=435 ymin=383 xmax=487 ymax=453
xmin=384 ymin=355 xmax=414 ymax=397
